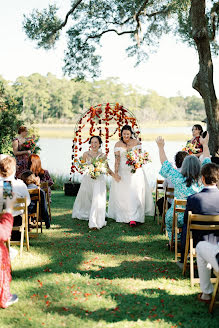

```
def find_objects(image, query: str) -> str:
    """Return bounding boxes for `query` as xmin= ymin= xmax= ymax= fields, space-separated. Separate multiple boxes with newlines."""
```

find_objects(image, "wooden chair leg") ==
xmin=183 ymin=242 xmax=189 ymax=275
xmin=190 ymin=237 xmax=194 ymax=287
xmin=20 ymin=227 xmax=24 ymax=256
xmin=154 ymin=190 xmax=158 ymax=221
xmin=170 ymin=217 xmax=175 ymax=251
xmin=209 ymin=276 xmax=219 ymax=313
xmin=47 ymin=194 xmax=52 ymax=222
xmin=175 ymin=224 xmax=178 ymax=262
xmin=25 ymin=214 xmax=29 ymax=251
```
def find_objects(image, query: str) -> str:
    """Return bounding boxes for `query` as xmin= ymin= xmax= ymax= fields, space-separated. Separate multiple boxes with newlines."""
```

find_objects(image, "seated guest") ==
xmin=21 ymin=170 xmax=50 ymax=229
xmin=196 ymin=241 xmax=219 ymax=302
xmin=0 ymin=154 xmax=31 ymax=240
xmin=156 ymin=151 xmax=188 ymax=216
xmin=0 ymin=196 xmax=18 ymax=308
xmin=28 ymin=154 xmax=54 ymax=200
xmin=156 ymin=133 xmax=211 ymax=242
xmin=180 ymin=161 xmax=219 ymax=264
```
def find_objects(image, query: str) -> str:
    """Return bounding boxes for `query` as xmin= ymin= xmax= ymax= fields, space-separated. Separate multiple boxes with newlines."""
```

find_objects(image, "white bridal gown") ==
xmin=108 ymin=145 xmax=154 ymax=223
xmin=72 ymin=155 xmax=107 ymax=229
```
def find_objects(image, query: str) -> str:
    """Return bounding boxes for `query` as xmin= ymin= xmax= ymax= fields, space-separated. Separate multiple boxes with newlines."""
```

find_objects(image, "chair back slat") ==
xmin=183 ymin=211 xmax=219 ymax=287
xmin=190 ymin=224 xmax=219 ymax=230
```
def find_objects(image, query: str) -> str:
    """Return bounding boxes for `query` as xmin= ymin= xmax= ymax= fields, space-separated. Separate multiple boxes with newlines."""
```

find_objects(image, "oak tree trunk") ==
xmin=190 ymin=0 xmax=219 ymax=155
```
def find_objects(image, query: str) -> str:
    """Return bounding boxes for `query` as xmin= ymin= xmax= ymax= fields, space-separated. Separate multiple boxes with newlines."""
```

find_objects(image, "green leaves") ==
xmin=0 ymin=81 xmax=23 ymax=154
xmin=23 ymin=5 xmax=62 ymax=49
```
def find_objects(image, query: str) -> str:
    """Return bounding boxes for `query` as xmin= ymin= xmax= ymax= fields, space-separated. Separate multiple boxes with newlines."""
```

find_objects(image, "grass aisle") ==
xmin=1 ymin=191 xmax=218 ymax=328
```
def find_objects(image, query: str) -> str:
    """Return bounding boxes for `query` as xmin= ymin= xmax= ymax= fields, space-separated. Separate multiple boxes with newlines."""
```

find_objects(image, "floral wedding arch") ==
xmin=70 ymin=103 xmax=141 ymax=181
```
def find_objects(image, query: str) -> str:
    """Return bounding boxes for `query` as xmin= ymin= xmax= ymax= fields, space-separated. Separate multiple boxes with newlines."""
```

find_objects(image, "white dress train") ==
xmin=72 ymin=156 xmax=107 ymax=229
xmin=107 ymin=145 xmax=154 ymax=223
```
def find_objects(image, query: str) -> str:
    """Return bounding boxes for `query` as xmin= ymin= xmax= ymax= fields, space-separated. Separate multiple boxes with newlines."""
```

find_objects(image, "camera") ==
xmin=2 ymin=181 xmax=13 ymax=210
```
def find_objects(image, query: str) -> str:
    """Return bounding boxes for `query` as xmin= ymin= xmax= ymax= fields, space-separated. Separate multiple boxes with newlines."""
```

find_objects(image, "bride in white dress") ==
xmin=108 ymin=125 xmax=154 ymax=226
xmin=72 ymin=136 xmax=118 ymax=229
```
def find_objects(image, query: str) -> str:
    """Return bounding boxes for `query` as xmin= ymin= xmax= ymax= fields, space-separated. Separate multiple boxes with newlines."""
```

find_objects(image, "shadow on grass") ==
xmin=43 ymin=287 xmax=217 ymax=326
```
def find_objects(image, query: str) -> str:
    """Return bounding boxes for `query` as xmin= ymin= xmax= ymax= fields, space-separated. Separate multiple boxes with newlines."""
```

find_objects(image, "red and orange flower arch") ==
xmin=70 ymin=103 xmax=141 ymax=180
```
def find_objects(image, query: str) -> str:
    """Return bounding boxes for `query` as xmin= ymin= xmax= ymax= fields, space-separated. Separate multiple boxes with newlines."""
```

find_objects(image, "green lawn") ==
xmin=1 ymin=191 xmax=218 ymax=328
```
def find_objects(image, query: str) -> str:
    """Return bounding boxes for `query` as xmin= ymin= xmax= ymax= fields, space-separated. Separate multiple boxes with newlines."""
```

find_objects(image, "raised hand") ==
xmin=200 ymin=132 xmax=209 ymax=146
xmin=156 ymin=136 xmax=165 ymax=148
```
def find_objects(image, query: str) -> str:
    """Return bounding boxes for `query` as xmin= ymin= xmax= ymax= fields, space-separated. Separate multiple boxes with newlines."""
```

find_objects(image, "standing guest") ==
xmin=28 ymin=154 xmax=54 ymax=200
xmin=196 ymin=241 xmax=219 ymax=303
xmin=188 ymin=124 xmax=204 ymax=158
xmin=12 ymin=126 xmax=31 ymax=178
xmin=21 ymin=170 xmax=50 ymax=229
xmin=0 ymin=155 xmax=31 ymax=240
xmin=156 ymin=133 xmax=211 ymax=242
xmin=0 ymin=196 xmax=18 ymax=308
xmin=156 ymin=151 xmax=188 ymax=216
xmin=108 ymin=125 xmax=154 ymax=226
xmin=179 ymin=161 xmax=219 ymax=266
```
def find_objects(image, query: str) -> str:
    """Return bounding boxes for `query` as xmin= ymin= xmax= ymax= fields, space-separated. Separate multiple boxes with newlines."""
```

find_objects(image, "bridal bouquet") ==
xmin=126 ymin=149 xmax=151 ymax=173
xmin=77 ymin=157 xmax=108 ymax=179
xmin=182 ymin=141 xmax=201 ymax=155
xmin=21 ymin=138 xmax=41 ymax=154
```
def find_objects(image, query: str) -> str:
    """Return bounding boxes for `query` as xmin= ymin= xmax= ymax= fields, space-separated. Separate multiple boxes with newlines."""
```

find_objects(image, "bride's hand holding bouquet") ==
xmin=126 ymin=149 xmax=151 ymax=173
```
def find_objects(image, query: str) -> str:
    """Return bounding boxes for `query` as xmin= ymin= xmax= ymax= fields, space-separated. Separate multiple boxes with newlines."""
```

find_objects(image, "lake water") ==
xmin=39 ymin=138 xmax=186 ymax=190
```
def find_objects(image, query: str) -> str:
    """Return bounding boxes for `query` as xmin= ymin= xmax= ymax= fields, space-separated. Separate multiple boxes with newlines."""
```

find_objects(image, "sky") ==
xmin=0 ymin=0 xmax=218 ymax=97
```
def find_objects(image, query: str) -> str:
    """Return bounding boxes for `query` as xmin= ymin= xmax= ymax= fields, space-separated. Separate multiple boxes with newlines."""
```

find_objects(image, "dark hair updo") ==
xmin=192 ymin=124 xmax=203 ymax=135
xmin=89 ymin=136 xmax=102 ymax=148
xmin=18 ymin=126 xmax=27 ymax=134
xmin=120 ymin=125 xmax=134 ymax=143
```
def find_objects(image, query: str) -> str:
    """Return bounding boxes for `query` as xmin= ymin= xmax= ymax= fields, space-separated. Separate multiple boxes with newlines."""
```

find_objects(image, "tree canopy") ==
xmin=23 ymin=1 xmax=219 ymax=79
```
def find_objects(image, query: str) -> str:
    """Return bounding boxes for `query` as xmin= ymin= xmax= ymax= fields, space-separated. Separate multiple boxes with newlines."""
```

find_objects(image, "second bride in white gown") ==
xmin=72 ymin=136 xmax=118 ymax=229
xmin=108 ymin=125 xmax=154 ymax=226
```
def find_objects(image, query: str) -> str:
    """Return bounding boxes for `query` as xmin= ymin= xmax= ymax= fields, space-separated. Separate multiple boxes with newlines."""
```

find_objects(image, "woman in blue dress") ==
xmin=156 ymin=133 xmax=211 ymax=241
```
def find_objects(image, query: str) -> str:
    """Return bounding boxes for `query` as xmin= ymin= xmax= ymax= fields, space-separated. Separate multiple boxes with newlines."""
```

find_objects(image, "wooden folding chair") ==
xmin=28 ymin=188 xmax=42 ymax=235
xmin=161 ymin=187 xmax=174 ymax=233
xmin=183 ymin=212 xmax=219 ymax=287
xmin=154 ymin=178 xmax=164 ymax=224
xmin=10 ymin=197 xmax=29 ymax=256
xmin=40 ymin=182 xmax=52 ymax=222
xmin=209 ymin=270 xmax=219 ymax=313
xmin=170 ymin=199 xmax=187 ymax=262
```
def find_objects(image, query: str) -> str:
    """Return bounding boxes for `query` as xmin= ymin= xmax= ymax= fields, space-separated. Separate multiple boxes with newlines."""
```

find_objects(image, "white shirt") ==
xmin=0 ymin=173 xmax=31 ymax=216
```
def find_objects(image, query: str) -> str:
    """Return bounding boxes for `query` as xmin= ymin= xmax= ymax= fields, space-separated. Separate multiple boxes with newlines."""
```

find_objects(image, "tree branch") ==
xmin=54 ymin=0 xmax=84 ymax=31
xmin=85 ymin=28 xmax=136 ymax=43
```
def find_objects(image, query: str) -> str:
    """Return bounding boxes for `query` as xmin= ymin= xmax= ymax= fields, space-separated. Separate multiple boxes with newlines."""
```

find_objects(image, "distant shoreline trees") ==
xmin=1 ymin=73 xmax=205 ymax=124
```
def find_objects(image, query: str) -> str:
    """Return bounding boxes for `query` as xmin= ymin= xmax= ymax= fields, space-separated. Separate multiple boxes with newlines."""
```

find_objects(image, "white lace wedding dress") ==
xmin=108 ymin=145 xmax=154 ymax=223
xmin=72 ymin=154 xmax=107 ymax=229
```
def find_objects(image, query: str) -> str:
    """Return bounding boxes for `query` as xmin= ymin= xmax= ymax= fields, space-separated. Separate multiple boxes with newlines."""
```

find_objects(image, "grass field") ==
xmin=1 ymin=191 xmax=218 ymax=328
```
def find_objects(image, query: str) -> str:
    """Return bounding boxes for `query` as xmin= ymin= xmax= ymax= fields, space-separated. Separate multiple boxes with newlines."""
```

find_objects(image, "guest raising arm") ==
xmin=155 ymin=135 xmax=211 ymax=242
